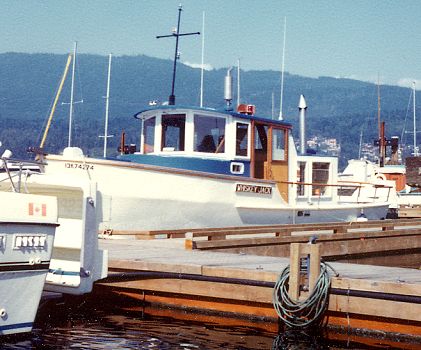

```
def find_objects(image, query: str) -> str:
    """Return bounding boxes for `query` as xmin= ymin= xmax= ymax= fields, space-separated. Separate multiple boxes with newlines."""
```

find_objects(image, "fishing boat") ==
xmin=31 ymin=8 xmax=390 ymax=233
xmin=37 ymin=71 xmax=390 ymax=233
xmin=0 ymin=164 xmax=58 ymax=335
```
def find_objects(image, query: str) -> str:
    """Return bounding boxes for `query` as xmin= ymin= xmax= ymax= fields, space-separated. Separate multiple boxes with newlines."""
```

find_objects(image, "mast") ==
xmin=376 ymin=75 xmax=386 ymax=166
xmin=377 ymin=74 xmax=381 ymax=140
xmin=39 ymin=54 xmax=72 ymax=149
xmin=100 ymin=54 xmax=113 ymax=158
xmin=279 ymin=16 xmax=286 ymax=120
xmin=237 ymin=58 xmax=241 ymax=107
xmin=68 ymin=42 xmax=77 ymax=147
xmin=200 ymin=11 xmax=205 ymax=107
xmin=271 ymin=91 xmax=275 ymax=119
xmin=157 ymin=5 xmax=200 ymax=105
xmin=413 ymin=81 xmax=418 ymax=155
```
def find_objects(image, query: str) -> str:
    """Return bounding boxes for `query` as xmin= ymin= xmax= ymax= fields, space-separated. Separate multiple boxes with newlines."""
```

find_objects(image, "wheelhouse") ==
xmin=119 ymin=106 xmax=292 ymax=199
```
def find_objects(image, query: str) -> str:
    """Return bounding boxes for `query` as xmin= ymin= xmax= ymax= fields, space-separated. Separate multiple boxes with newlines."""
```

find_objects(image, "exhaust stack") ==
xmin=298 ymin=95 xmax=307 ymax=155
xmin=224 ymin=67 xmax=233 ymax=110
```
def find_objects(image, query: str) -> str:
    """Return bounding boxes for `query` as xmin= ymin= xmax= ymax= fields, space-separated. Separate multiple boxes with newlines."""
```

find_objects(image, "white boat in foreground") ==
xmin=0 ymin=190 xmax=58 ymax=335
xmin=0 ymin=157 xmax=108 ymax=296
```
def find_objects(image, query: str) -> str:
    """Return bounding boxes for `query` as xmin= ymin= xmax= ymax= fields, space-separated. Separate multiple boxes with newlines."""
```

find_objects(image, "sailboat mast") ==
xmin=279 ymin=16 xmax=286 ymax=120
xmin=413 ymin=81 xmax=417 ymax=156
xmin=237 ymin=58 xmax=241 ymax=107
xmin=200 ymin=11 xmax=205 ymax=107
xmin=103 ymin=54 xmax=112 ymax=158
xmin=68 ymin=41 xmax=77 ymax=147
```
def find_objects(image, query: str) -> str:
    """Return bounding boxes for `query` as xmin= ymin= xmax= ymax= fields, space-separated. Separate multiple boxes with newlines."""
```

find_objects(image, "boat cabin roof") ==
xmin=134 ymin=105 xmax=292 ymax=128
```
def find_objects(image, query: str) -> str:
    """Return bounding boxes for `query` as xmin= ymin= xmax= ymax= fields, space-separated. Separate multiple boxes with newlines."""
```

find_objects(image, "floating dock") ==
xmin=95 ymin=219 xmax=421 ymax=341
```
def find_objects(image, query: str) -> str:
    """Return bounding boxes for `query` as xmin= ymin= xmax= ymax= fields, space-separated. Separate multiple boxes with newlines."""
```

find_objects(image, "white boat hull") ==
xmin=42 ymin=154 xmax=389 ymax=233
xmin=0 ymin=192 xmax=57 ymax=335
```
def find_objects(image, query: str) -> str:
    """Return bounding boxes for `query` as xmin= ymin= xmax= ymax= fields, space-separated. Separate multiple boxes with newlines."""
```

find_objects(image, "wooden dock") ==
xmin=95 ymin=219 xmax=421 ymax=340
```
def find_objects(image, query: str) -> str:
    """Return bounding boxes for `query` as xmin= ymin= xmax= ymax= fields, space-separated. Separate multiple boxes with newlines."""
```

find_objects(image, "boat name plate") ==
xmin=236 ymin=183 xmax=272 ymax=195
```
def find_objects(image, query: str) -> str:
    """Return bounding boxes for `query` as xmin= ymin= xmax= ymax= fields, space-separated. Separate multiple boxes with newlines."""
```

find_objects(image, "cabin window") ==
xmin=272 ymin=128 xmax=286 ymax=161
xmin=312 ymin=162 xmax=330 ymax=196
xmin=255 ymin=125 xmax=268 ymax=151
xmin=297 ymin=161 xmax=306 ymax=196
xmin=236 ymin=123 xmax=249 ymax=157
xmin=143 ymin=117 xmax=156 ymax=154
xmin=161 ymin=114 xmax=185 ymax=151
xmin=194 ymin=115 xmax=225 ymax=153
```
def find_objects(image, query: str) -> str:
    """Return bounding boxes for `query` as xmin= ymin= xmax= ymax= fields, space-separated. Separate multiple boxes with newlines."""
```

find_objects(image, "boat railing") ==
xmin=278 ymin=180 xmax=393 ymax=203
xmin=0 ymin=156 xmax=43 ymax=193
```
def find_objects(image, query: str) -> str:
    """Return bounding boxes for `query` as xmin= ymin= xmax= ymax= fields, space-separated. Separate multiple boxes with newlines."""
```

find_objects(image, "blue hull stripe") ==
xmin=119 ymin=154 xmax=251 ymax=177
xmin=0 ymin=263 xmax=50 ymax=272
xmin=0 ymin=322 xmax=33 ymax=332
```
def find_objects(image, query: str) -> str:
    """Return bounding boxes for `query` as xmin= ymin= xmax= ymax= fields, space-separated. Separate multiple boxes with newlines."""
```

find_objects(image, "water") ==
xmin=0 ymin=295 xmax=418 ymax=349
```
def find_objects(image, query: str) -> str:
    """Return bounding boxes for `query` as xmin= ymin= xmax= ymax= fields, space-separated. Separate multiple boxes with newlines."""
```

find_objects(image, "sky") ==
xmin=1 ymin=0 xmax=421 ymax=87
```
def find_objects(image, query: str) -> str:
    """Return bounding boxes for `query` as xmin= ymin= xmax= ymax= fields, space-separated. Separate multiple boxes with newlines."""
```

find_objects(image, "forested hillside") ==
xmin=0 ymin=52 xmax=417 ymax=167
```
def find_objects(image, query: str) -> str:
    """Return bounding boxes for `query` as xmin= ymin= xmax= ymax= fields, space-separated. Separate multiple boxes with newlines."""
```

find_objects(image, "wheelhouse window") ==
xmin=255 ymin=124 xmax=268 ymax=150
xmin=194 ymin=115 xmax=225 ymax=153
xmin=236 ymin=123 xmax=249 ymax=157
xmin=312 ymin=162 xmax=330 ymax=196
xmin=161 ymin=114 xmax=185 ymax=151
xmin=143 ymin=117 xmax=156 ymax=154
xmin=272 ymin=128 xmax=286 ymax=161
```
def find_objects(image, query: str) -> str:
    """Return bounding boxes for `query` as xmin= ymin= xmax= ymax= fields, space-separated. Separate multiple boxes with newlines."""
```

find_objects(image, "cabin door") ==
xmin=252 ymin=122 xmax=289 ymax=201
xmin=252 ymin=123 xmax=269 ymax=179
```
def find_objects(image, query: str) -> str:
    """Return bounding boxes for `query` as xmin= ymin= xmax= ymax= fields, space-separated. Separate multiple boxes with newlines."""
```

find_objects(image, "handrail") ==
xmin=278 ymin=180 xmax=393 ymax=189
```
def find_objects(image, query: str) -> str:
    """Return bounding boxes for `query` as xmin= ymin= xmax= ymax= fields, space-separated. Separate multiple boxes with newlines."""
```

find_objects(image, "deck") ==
xmin=95 ymin=219 xmax=421 ymax=340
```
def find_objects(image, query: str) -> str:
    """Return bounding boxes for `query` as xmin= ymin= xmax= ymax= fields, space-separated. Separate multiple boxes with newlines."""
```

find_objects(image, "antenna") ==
xmin=62 ymin=41 xmax=83 ymax=147
xmin=157 ymin=5 xmax=200 ymax=105
xmin=279 ymin=16 xmax=286 ymax=120
xmin=237 ymin=58 xmax=241 ymax=107
xmin=200 ymin=11 xmax=205 ymax=107
xmin=99 ymin=54 xmax=114 ymax=158
xmin=413 ymin=81 xmax=418 ymax=155
xmin=68 ymin=41 xmax=77 ymax=147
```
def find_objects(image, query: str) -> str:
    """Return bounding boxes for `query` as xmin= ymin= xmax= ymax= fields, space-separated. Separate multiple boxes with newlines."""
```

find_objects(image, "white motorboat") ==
xmin=0 ymin=189 xmax=58 ymax=335
xmin=29 ymin=8 xmax=390 ymax=234
xmin=0 ymin=157 xmax=108 ymax=297
xmin=36 ymin=98 xmax=390 ymax=234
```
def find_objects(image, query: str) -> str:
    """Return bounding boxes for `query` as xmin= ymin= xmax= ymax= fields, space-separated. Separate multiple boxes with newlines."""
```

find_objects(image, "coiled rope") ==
xmin=272 ymin=262 xmax=337 ymax=329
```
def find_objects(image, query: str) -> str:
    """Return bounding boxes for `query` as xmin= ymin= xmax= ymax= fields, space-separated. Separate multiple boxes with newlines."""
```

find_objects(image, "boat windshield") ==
xmin=143 ymin=117 xmax=156 ymax=153
xmin=236 ymin=123 xmax=249 ymax=157
xmin=194 ymin=114 xmax=225 ymax=153
xmin=161 ymin=114 xmax=186 ymax=151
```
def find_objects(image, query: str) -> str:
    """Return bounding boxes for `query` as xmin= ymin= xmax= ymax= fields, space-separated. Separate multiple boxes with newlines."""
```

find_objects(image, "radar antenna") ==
xmin=157 ymin=5 xmax=200 ymax=105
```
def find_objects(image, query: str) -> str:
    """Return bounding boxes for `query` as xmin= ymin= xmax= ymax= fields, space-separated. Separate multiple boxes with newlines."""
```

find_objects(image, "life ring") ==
xmin=376 ymin=173 xmax=386 ymax=181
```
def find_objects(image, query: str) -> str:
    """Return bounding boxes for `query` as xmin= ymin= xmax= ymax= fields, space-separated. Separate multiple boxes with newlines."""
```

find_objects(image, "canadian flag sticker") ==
xmin=28 ymin=203 xmax=47 ymax=216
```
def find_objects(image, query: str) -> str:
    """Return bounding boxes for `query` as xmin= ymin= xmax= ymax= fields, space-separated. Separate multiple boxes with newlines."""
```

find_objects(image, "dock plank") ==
xmin=98 ymin=236 xmax=421 ymax=336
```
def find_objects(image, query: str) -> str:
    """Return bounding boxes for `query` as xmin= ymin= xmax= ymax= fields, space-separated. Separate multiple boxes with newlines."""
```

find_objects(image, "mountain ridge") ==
xmin=0 ymin=52 xmax=417 ymax=166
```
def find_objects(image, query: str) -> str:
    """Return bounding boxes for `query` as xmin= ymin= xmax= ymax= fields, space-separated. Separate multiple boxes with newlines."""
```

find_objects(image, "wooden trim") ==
xmin=104 ymin=218 xmax=421 ymax=237
xmin=250 ymin=120 xmax=255 ymax=178
xmin=267 ymin=126 xmax=273 ymax=179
